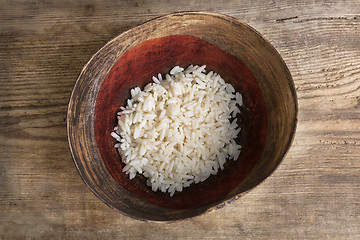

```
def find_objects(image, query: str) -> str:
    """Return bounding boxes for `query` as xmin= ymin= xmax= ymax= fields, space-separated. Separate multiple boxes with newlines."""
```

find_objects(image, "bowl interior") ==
xmin=94 ymin=35 xmax=267 ymax=209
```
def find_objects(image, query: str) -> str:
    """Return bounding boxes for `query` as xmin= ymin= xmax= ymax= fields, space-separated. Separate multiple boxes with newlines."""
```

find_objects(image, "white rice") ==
xmin=111 ymin=65 xmax=243 ymax=197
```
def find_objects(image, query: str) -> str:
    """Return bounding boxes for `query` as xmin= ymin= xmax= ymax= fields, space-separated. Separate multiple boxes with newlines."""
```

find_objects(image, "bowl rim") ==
xmin=67 ymin=11 xmax=298 ymax=221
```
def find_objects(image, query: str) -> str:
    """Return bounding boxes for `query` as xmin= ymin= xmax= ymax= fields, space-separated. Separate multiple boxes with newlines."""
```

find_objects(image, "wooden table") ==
xmin=1 ymin=0 xmax=359 ymax=239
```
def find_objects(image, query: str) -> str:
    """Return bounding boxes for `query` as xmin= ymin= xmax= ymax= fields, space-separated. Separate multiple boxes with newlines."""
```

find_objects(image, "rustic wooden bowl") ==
xmin=67 ymin=12 xmax=297 ymax=221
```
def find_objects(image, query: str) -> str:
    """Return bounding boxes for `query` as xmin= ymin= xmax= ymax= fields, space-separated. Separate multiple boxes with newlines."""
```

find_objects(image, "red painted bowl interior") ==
xmin=94 ymin=35 xmax=267 ymax=210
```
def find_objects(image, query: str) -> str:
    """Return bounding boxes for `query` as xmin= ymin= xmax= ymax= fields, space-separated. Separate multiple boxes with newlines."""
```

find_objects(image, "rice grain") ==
xmin=111 ymin=65 xmax=243 ymax=197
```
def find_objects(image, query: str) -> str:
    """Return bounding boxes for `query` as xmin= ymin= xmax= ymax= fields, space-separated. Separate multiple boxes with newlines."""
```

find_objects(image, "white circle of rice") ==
xmin=111 ymin=65 xmax=243 ymax=197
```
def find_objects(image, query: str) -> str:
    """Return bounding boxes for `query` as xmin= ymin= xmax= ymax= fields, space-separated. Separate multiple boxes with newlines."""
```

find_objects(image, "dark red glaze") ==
xmin=94 ymin=35 xmax=267 ymax=210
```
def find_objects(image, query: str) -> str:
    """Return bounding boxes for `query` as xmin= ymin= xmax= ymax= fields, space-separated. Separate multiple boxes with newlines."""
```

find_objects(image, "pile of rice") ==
xmin=111 ymin=65 xmax=243 ymax=196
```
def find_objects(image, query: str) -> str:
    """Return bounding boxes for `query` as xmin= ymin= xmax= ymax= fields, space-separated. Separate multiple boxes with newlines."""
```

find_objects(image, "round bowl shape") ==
xmin=67 ymin=12 xmax=297 ymax=221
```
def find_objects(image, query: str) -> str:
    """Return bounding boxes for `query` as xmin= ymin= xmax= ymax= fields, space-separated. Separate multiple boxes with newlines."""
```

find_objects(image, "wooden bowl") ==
xmin=67 ymin=12 xmax=297 ymax=221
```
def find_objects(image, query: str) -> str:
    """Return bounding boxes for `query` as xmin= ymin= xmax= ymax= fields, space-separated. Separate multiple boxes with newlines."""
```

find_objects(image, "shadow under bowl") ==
xmin=67 ymin=12 xmax=297 ymax=221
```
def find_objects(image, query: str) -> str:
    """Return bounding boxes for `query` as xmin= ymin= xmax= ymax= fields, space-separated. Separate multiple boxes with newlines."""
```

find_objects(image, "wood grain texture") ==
xmin=1 ymin=0 xmax=359 ymax=238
